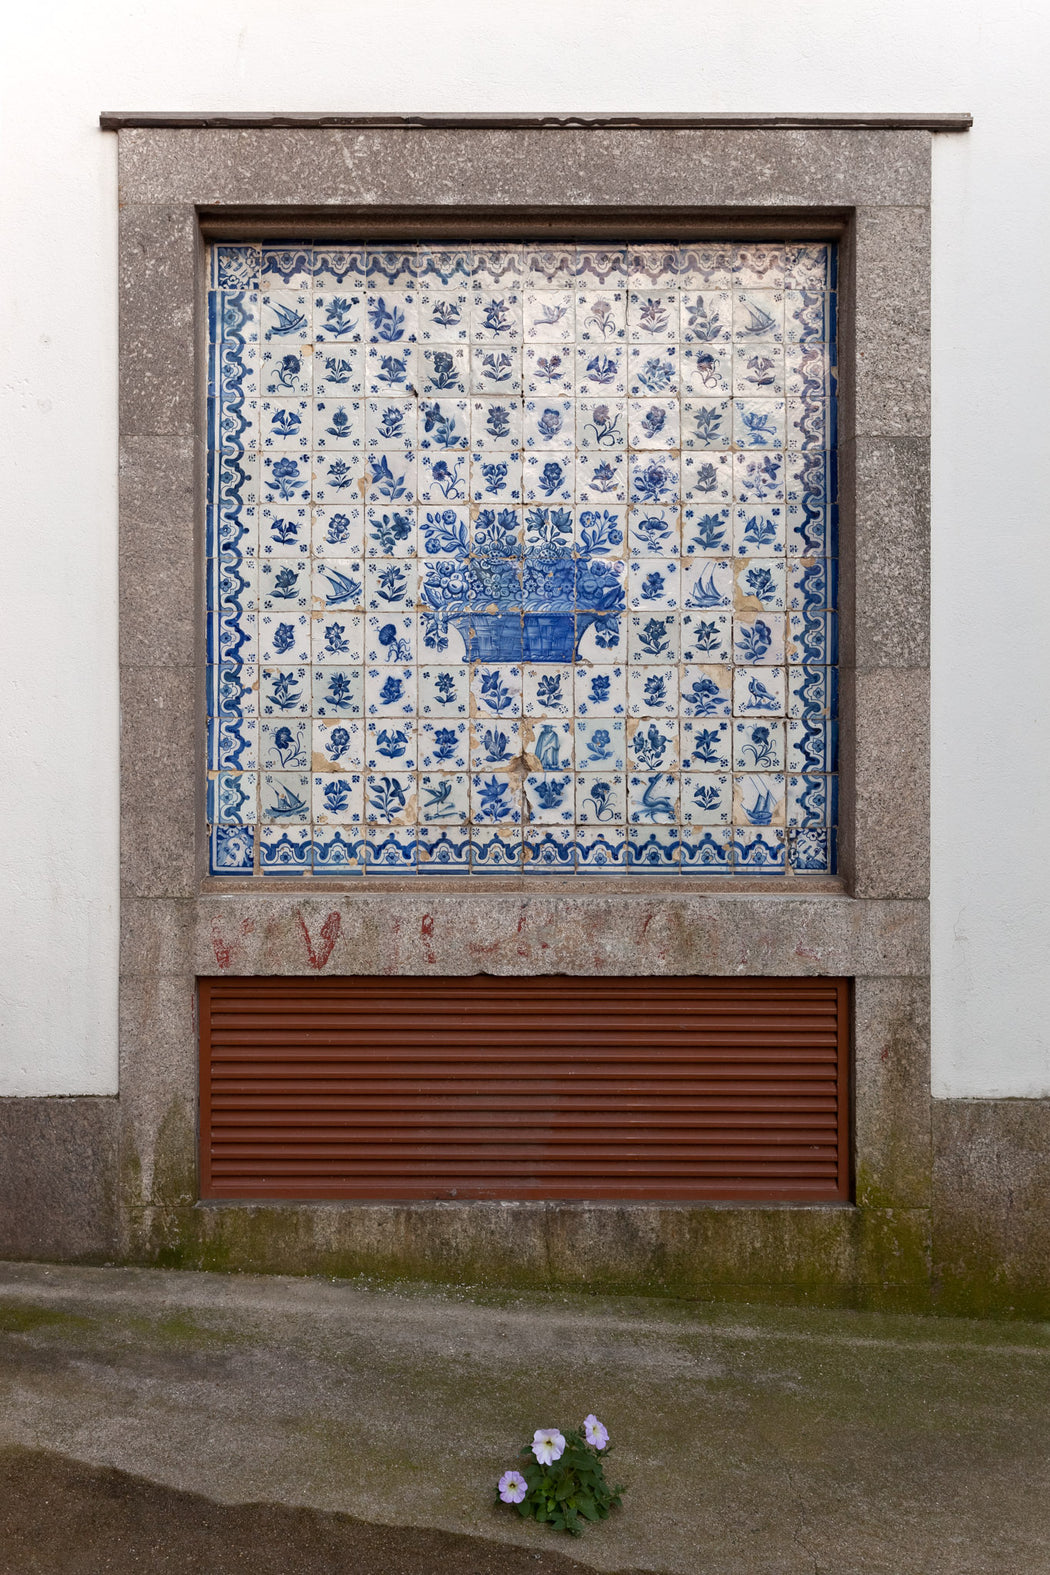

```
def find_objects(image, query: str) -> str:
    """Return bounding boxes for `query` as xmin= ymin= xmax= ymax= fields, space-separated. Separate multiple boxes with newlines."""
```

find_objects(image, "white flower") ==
xmin=498 ymin=1469 xmax=527 ymax=1504
xmin=583 ymin=1413 xmax=609 ymax=1450
xmin=532 ymin=1427 xmax=566 ymax=1466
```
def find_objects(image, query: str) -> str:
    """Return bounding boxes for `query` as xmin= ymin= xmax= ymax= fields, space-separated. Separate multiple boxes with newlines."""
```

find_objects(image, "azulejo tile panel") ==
xmin=206 ymin=242 xmax=837 ymax=876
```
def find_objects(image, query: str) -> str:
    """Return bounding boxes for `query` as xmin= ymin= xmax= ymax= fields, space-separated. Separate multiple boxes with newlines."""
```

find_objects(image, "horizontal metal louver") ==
xmin=199 ymin=977 xmax=850 ymax=1202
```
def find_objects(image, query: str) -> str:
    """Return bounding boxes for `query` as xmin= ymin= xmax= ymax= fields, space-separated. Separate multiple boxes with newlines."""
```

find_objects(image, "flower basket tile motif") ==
xmin=207 ymin=243 xmax=837 ymax=875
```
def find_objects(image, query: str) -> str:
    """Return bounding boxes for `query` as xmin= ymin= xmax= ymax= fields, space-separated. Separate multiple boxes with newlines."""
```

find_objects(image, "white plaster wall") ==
xmin=0 ymin=0 xmax=1046 ymax=1096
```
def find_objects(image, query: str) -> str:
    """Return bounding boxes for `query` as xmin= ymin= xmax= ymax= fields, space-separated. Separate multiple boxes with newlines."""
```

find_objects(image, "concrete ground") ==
xmin=0 ymin=1264 xmax=1048 ymax=1574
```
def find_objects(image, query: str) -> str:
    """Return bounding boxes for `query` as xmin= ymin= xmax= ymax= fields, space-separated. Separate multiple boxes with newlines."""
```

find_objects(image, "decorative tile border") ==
xmin=206 ymin=242 xmax=837 ymax=876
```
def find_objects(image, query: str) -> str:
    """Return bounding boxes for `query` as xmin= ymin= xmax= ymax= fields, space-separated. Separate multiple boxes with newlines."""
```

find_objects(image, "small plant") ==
xmin=496 ymin=1416 xmax=624 ymax=1537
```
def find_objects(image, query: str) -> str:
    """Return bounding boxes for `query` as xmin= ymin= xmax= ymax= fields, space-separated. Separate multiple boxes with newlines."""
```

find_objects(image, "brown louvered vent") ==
xmin=199 ymin=977 xmax=850 ymax=1202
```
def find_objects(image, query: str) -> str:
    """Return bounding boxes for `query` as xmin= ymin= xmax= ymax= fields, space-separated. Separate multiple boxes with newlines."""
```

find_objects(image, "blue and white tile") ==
xmin=259 ymin=771 xmax=311 ymax=823
xmin=470 ymin=827 xmax=522 ymax=868
xmin=786 ymin=555 xmax=836 ymax=611
xmin=734 ymin=665 xmax=785 ymax=717
xmin=210 ymin=822 xmax=255 ymax=874
xmin=734 ymin=717 xmax=785 ymax=771
xmin=214 ymin=245 xmax=261 ymax=290
xmin=681 ymin=451 xmax=732 ymax=505
xmin=628 ymin=344 xmax=678 ymax=397
xmin=312 ymin=249 xmax=368 ymax=289
xmin=787 ymin=664 xmax=837 ymax=721
xmin=208 ymin=661 xmax=259 ymax=719
xmin=261 ymin=452 xmax=311 ymax=504
xmin=680 ymin=291 xmax=732 ymax=344
xmin=576 ymin=453 xmax=627 ymax=503
xmin=679 ymin=825 xmax=732 ymax=869
xmin=575 ymin=290 xmax=626 ymax=341
xmin=680 ymin=716 xmax=732 ymax=769
xmin=470 ymin=772 xmax=522 ymax=825
xmin=575 ymin=247 xmax=628 ymax=287
xmin=365 ymin=610 xmax=415 ymax=663
xmin=261 ymin=291 xmax=311 ymax=343
xmin=680 ymin=771 xmax=732 ymax=825
xmin=261 ymin=248 xmax=313 ymax=289
xmin=576 ymin=398 xmax=627 ymax=451
xmin=733 ymin=290 xmax=783 ymax=342
xmin=365 ymin=290 xmax=418 ymax=345
xmin=677 ymin=247 xmax=734 ymax=290
xmin=627 ymin=291 xmax=679 ymax=342
xmin=311 ymin=665 xmax=363 ymax=718
xmin=471 ymin=397 xmax=522 ymax=450
xmin=313 ymin=345 xmax=364 ymax=398
xmin=680 ymin=343 xmax=732 ymax=397
xmin=469 ymin=719 xmax=521 ymax=771
xmin=365 ymin=771 xmax=416 ymax=825
xmin=789 ymin=825 xmax=836 ymax=873
xmin=734 ymin=769 xmax=786 ymax=829
xmin=262 ymin=505 xmax=311 ymax=556
xmin=681 ymin=507 xmax=730 ymax=555
xmin=627 ymin=827 xmax=680 ymax=869
xmin=785 ymin=290 xmax=833 ymax=344
xmin=311 ymin=824 xmax=364 ymax=871
xmin=260 ymin=666 xmax=310 ymax=717
xmin=366 ymin=249 xmax=417 ymax=287
xmin=523 ymin=291 xmax=574 ymax=342
xmin=365 ymin=829 xmax=417 ymax=871
xmin=627 ymin=665 xmax=678 ymax=717
xmin=575 ymin=829 xmax=627 ymax=869
xmin=470 ymin=290 xmax=521 ymax=343
xmin=261 ymin=718 xmax=310 ymax=771
xmin=313 ymin=560 xmax=365 ymax=615
xmin=627 ymin=247 xmax=679 ymax=288
xmin=575 ymin=716 xmax=626 ymax=769
xmin=733 ymin=826 xmax=786 ymax=871
xmin=314 ymin=717 xmax=365 ymax=772
xmin=573 ymin=663 xmax=626 ymax=717
xmin=734 ymin=449 xmax=785 ymax=504
xmin=467 ymin=343 xmax=520 ymax=394
xmin=417 ymin=771 xmax=469 ymax=824
xmin=786 ymin=717 xmax=836 ymax=776
xmin=679 ymin=399 xmax=730 ymax=451
xmin=470 ymin=452 xmax=522 ymax=504
xmin=575 ymin=345 xmax=626 ymax=397
xmin=681 ymin=557 xmax=732 ymax=610
xmin=419 ymin=720 xmax=469 ymax=771
xmin=313 ymin=292 xmax=364 ymax=344
xmin=417 ymin=828 xmax=471 ymax=873
xmin=522 ymin=247 xmax=574 ymax=289
xmin=364 ymin=664 xmax=416 ymax=718
xmin=258 ymin=825 xmax=312 ymax=873
xmin=207 ymin=771 xmax=258 ymax=824
xmin=312 ymin=612 xmax=365 ymax=665
xmin=261 ymin=345 xmax=314 ymax=397
xmin=418 ymin=289 xmax=470 ymax=342
xmin=787 ymin=609 xmax=837 ymax=666
xmin=628 ymin=610 xmax=678 ymax=662
xmin=259 ymin=611 xmax=309 ymax=665
xmin=681 ymin=609 xmax=731 ymax=663
xmin=628 ymin=398 xmax=679 ymax=450
xmin=417 ymin=663 xmax=470 ymax=718
xmin=628 ymin=716 xmax=678 ymax=770
xmin=735 ymin=560 xmax=786 ymax=614
xmin=734 ymin=245 xmax=787 ymax=290
xmin=312 ymin=771 xmax=363 ymax=825
xmin=787 ymin=772 xmax=831 ymax=828
xmin=365 ymin=343 xmax=417 ymax=397
xmin=576 ymin=771 xmax=626 ymax=824
xmin=365 ymin=718 xmax=416 ymax=770
xmin=679 ymin=664 xmax=732 ymax=717
xmin=523 ymin=826 xmax=576 ymax=870
xmin=365 ymin=507 xmax=415 ymax=557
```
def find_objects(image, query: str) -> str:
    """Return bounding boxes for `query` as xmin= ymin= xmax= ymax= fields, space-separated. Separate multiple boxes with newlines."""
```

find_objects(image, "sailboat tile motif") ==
xmin=207 ymin=242 xmax=837 ymax=874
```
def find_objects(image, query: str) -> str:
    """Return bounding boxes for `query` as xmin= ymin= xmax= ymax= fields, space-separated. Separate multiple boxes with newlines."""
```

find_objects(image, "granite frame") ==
xmin=113 ymin=124 xmax=934 ymax=1304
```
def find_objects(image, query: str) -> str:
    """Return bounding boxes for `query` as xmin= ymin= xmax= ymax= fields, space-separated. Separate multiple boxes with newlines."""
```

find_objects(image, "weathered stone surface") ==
xmin=191 ymin=893 xmax=929 ymax=978
xmin=3 ymin=1260 xmax=1047 ymax=1575
xmin=118 ymin=204 xmax=199 ymax=437
xmin=117 ymin=126 xmax=932 ymax=209
xmin=851 ymin=667 xmax=929 ymax=900
xmin=933 ymin=1099 xmax=1050 ymax=1317
xmin=0 ymin=1100 xmax=118 ymax=1260
xmin=854 ymin=976 xmax=932 ymax=1208
xmin=843 ymin=434 xmax=931 ymax=671
xmin=120 ymin=665 xmax=197 ymax=900
xmin=850 ymin=206 xmax=931 ymax=438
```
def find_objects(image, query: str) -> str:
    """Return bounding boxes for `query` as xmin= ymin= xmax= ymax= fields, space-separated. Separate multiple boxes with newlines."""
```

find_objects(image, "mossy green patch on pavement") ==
xmin=0 ymin=1262 xmax=1048 ymax=1574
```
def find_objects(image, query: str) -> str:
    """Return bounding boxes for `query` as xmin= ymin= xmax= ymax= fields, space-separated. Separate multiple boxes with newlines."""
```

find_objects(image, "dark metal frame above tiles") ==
xmin=100 ymin=111 xmax=973 ymax=133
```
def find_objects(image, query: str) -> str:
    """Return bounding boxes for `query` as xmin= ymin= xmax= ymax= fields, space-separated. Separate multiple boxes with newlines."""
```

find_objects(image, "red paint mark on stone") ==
xmin=241 ymin=917 xmax=255 ymax=936
xmin=795 ymin=942 xmax=819 ymax=962
xmin=517 ymin=911 xmax=527 ymax=934
xmin=296 ymin=909 xmax=342 ymax=970
xmin=641 ymin=911 xmax=654 ymax=936
xmin=880 ymin=1044 xmax=891 ymax=1063
xmin=210 ymin=921 xmax=232 ymax=970
xmin=421 ymin=913 xmax=436 ymax=965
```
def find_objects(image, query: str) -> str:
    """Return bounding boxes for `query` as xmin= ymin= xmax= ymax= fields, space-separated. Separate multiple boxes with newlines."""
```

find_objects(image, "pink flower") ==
xmin=532 ymin=1428 xmax=566 ymax=1466
xmin=583 ymin=1414 xmax=609 ymax=1450
xmin=498 ymin=1469 xmax=527 ymax=1504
